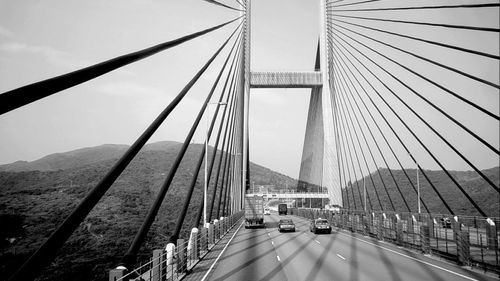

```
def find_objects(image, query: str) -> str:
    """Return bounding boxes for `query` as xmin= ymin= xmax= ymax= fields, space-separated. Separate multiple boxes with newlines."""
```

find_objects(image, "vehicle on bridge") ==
xmin=278 ymin=203 xmax=288 ymax=215
xmin=245 ymin=195 xmax=265 ymax=228
xmin=310 ymin=218 xmax=332 ymax=234
xmin=278 ymin=219 xmax=295 ymax=232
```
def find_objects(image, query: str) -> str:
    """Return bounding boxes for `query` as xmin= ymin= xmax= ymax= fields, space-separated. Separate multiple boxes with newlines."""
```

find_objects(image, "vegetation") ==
xmin=0 ymin=141 xmax=293 ymax=280
xmin=1 ymin=141 xmax=497 ymax=280
xmin=342 ymin=167 xmax=499 ymax=217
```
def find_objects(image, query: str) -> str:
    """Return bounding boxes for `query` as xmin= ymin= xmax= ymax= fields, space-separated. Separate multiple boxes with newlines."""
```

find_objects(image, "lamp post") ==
xmin=416 ymin=164 xmax=420 ymax=214
xmin=363 ymin=177 xmax=366 ymax=212
xmin=204 ymin=102 xmax=227 ymax=226
xmin=409 ymin=153 xmax=421 ymax=214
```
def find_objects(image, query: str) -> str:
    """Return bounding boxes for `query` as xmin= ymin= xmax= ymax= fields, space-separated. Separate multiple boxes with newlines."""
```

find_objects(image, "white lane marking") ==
xmin=315 ymin=240 xmax=321 ymax=244
xmin=336 ymin=254 xmax=346 ymax=260
xmin=338 ymin=232 xmax=479 ymax=281
xmin=201 ymin=221 xmax=244 ymax=281
xmin=277 ymin=255 xmax=281 ymax=262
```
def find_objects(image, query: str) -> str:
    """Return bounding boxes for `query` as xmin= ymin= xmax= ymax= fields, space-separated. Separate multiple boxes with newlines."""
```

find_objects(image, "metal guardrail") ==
xmin=291 ymin=208 xmax=500 ymax=275
xmin=109 ymin=211 xmax=244 ymax=281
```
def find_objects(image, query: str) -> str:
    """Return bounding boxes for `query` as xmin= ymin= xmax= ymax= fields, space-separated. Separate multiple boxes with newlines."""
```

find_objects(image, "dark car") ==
xmin=310 ymin=218 xmax=332 ymax=234
xmin=278 ymin=219 xmax=295 ymax=232
xmin=278 ymin=204 xmax=288 ymax=215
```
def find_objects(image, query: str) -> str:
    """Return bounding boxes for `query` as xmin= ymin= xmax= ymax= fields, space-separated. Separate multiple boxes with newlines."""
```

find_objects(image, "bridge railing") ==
xmin=290 ymin=208 xmax=499 ymax=275
xmin=109 ymin=211 xmax=244 ymax=281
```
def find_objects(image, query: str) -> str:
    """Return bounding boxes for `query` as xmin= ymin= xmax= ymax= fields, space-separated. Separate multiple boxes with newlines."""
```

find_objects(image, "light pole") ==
xmin=409 ymin=153 xmax=421 ymax=214
xmin=417 ymin=164 xmax=420 ymax=214
xmin=204 ymin=102 xmax=227 ymax=226
xmin=363 ymin=177 xmax=366 ymax=212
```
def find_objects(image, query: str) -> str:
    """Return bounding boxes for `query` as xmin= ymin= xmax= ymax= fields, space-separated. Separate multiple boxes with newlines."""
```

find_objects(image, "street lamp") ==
xmin=409 ymin=153 xmax=421 ymax=214
xmin=363 ymin=177 xmax=366 ymax=212
xmin=204 ymin=102 xmax=227 ymax=226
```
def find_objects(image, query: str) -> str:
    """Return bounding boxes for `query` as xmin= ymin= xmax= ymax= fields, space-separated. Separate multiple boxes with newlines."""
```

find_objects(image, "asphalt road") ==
xmin=204 ymin=213 xmax=496 ymax=281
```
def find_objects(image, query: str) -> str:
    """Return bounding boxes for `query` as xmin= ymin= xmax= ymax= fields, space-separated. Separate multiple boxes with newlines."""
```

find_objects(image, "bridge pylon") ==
xmin=242 ymin=0 xmax=341 ymax=207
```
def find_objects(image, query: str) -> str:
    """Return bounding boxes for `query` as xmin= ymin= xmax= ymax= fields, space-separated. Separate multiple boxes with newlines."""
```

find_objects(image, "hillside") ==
xmin=0 ymin=141 xmax=295 ymax=281
xmin=343 ymin=167 xmax=499 ymax=217
xmin=0 ymin=144 xmax=129 ymax=172
xmin=249 ymin=163 xmax=297 ymax=191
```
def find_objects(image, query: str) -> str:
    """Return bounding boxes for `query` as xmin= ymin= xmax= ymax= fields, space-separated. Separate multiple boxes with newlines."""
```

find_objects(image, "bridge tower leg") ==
xmin=299 ymin=0 xmax=341 ymax=207
xmin=242 ymin=0 xmax=251 ymax=199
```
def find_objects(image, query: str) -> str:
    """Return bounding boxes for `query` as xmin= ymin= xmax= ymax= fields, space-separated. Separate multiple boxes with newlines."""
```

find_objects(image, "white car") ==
xmin=264 ymin=208 xmax=271 ymax=215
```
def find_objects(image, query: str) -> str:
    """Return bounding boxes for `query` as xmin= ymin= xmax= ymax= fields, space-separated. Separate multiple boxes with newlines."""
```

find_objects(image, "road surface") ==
xmin=202 ymin=213 xmax=496 ymax=281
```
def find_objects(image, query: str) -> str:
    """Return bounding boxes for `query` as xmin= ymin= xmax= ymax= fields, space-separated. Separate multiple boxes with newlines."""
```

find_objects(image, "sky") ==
xmin=0 ymin=0 xmax=498 ymax=179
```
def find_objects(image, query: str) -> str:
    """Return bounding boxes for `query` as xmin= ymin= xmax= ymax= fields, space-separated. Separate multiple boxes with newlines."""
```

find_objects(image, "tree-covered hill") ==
xmin=0 ymin=141 xmax=295 ymax=281
xmin=342 ymin=167 xmax=499 ymax=217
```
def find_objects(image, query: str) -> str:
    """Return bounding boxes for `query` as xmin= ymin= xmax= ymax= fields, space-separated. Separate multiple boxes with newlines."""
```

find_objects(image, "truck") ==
xmin=278 ymin=203 xmax=288 ymax=215
xmin=245 ymin=195 xmax=265 ymax=228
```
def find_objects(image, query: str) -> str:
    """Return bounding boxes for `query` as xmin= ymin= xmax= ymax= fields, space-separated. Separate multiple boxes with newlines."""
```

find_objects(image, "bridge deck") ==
xmin=189 ymin=214 xmax=495 ymax=281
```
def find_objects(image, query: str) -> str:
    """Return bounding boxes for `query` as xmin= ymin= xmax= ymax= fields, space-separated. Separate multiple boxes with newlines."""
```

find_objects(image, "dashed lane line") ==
xmin=336 ymin=254 xmax=346 ymax=260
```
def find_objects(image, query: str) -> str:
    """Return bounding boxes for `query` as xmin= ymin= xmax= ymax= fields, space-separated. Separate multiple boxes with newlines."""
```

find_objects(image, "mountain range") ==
xmin=0 ymin=141 xmax=498 ymax=280
xmin=0 ymin=141 xmax=296 ymax=280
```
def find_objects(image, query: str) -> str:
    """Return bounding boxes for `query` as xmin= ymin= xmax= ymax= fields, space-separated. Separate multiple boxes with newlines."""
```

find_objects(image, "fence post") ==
xmin=352 ymin=214 xmax=357 ymax=233
xmin=412 ymin=215 xmax=420 ymax=246
xmin=349 ymin=213 xmax=354 ymax=232
xmin=428 ymin=216 xmax=435 ymax=238
xmin=456 ymin=230 xmax=471 ymax=266
xmin=485 ymin=218 xmax=498 ymax=250
xmin=379 ymin=213 xmax=386 ymax=240
xmin=152 ymin=249 xmax=163 ymax=281
xmin=200 ymin=225 xmax=208 ymax=253
xmin=188 ymin=228 xmax=199 ymax=261
xmin=208 ymin=223 xmax=214 ymax=246
xmin=396 ymin=214 xmax=403 ymax=246
xmin=421 ymin=225 xmax=430 ymax=254
xmin=177 ymin=239 xmax=187 ymax=274
xmin=220 ymin=217 xmax=225 ymax=236
xmin=213 ymin=219 xmax=219 ymax=240
xmin=363 ymin=212 xmax=369 ymax=236
xmin=452 ymin=216 xmax=461 ymax=242
xmin=165 ymin=243 xmax=175 ymax=280
xmin=109 ymin=266 xmax=127 ymax=281
xmin=340 ymin=211 xmax=344 ymax=229
xmin=407 ymin=215 xmax=413 ymax=235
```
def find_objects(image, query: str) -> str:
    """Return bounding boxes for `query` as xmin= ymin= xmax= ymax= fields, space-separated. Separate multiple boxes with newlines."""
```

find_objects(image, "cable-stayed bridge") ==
xmin=0 ymin=0 xmax=498 ymax=280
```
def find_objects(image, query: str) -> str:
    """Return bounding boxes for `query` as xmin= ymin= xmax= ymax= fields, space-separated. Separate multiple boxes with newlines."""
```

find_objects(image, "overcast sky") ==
xmin=0 ymin=0 xmax=498 ymax=179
